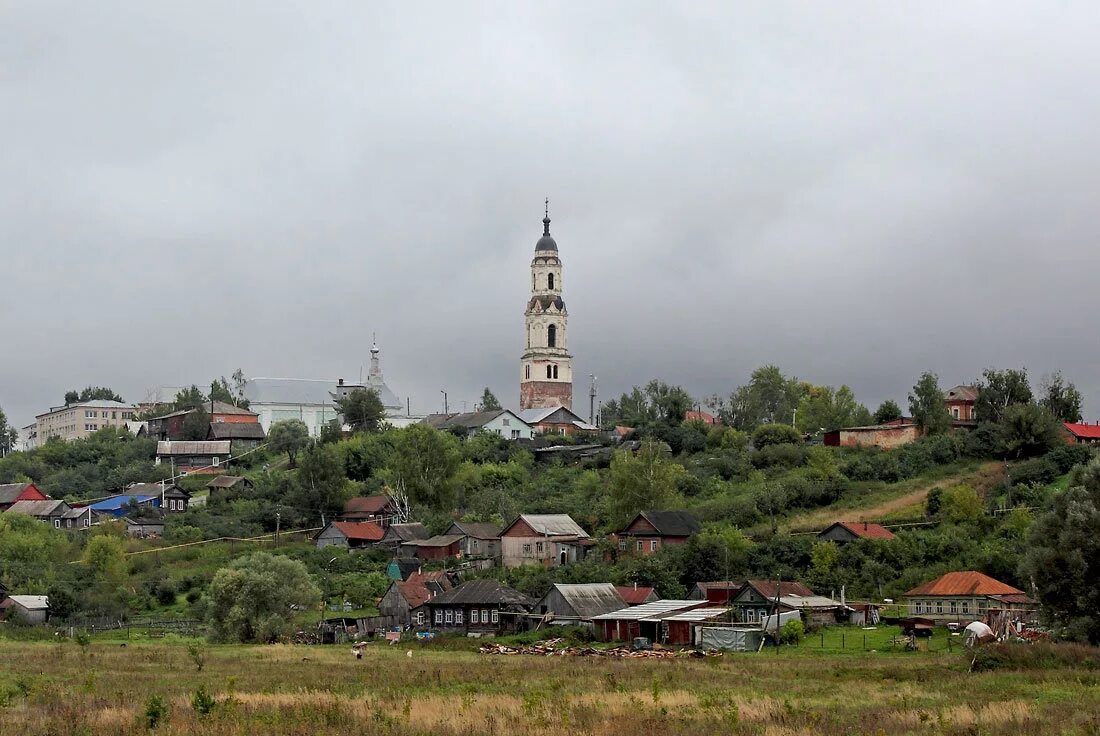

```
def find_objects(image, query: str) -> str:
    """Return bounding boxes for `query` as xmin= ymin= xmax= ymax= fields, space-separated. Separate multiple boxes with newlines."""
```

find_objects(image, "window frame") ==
xmin=471 ymin=609 xmax=479 ymax=624
xmin=491 ymin=610 xmax=499 ymax=624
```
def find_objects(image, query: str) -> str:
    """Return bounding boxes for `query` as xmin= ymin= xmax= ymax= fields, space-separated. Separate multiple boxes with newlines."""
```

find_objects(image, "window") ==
xmin=952 ymin=407 xmax=960 ymax=419
xmin=83 ymin=517 xmax=90 ymax=528
xmin=53 ymin=519 xmax=61 ymax=528
xmin=547 ymin=323 xmax=556 ymax=347
xmin=112 ymin=411 xmax=117 ymax=419
xmin=533 ymin=273 xmax=536 ymax=290
xmin=961 ymin=601 xmax=969 ymax=614
xmin=552 ymin=365 xmax=558 ymax=379
xmin=536 ymin=541 xmax=544 ymax=554
xmin=522 ymin=543 xmax=532 ymax=555
xmin=546 ymin=365 xmax=553 ymax=379
xmin=85 ymin=410 xmax=94 ymax=418
xmin=548 ymin=273 xmax=554 ymax=290
xmin=635 ymin=540 xmax=643 ymax=552
xmin=936 ymin=601 xmax=943 ymax=613
xmin=471 ymin=539 xmax=479 ymax=552
xmin=455 ymin=609 xmax=463 ymax=624
xmin=746 ymin=609 xmax=755 ymax=622
xmin=212 ymin=457 xmax=220 ymax=466
xmin=416 ymin=611 xmax=425 ymax=625
xmin=482 ymin=609 xmax=489 ymax=623
xmin=525 ymin=365 xmax=530 ymax=379
xmin=491 ymin=610 xmax=499 ymax=624
xmin=471 ymin=609 xmax=479 ymax=624
xmin=445 ymin=610 xmax=454 ymax=624
xmin=435 ymin=610 xmax=443 ymax=624
xmin=949 ymin=600 xmax=957 ymax=614
xmin=650 ymin=540 xmax=658 ymax=552
xmin=511 ymin=430 xmax=520 ymax=439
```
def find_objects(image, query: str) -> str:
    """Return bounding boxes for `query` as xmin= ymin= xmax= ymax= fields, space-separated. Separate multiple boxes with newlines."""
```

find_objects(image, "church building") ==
xmin=520 ymin=202 xmax=574 ymax=410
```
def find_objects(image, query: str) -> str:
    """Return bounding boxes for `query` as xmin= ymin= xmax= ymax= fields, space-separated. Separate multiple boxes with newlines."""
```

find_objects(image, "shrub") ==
xmin=752 ymin=424 xmax=803 ymax=449
xmin=1010 ymin=457 xmax=1059 ymax=488
xmin=1047 ymin=444 xmax=1094 ymax=474
xmin=191 ymin=685 xmax=217 ymax=717
xmin=970 ymin=641 xmax=1100 ymax=672
xmin=153 ymin=579 xmax=178 ymax=606
xmin=144 ymin=695 xmax=167 ymax=729
xmin=752 ymin=443 xmax=806 ymax=469
xmin=778 ymin=619 xmax=804 ymax=645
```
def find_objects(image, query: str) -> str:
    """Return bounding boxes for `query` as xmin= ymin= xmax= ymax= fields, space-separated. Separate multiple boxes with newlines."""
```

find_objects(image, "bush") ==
xmin=752 ymin=443 xmax=806 ymax=469
xmin=1047 ymin=445 xmax=1094 ymax=474
xmin=153 ymin=580 xmax=178 ymax=606
xmin=1010 ymin=457 xmax=1059 ymax=488
xmin=144 ymin=695 xmax=167 ymax=729
xmin=778 ymin=619 xmax=804 ymax=645
xmin=970 ymin=641 xmax=1100 ymax=672
xmin=752 ymin=424 xmax=803 ymax=449
xmin=191 ymin=686 xmax=217 ymax=717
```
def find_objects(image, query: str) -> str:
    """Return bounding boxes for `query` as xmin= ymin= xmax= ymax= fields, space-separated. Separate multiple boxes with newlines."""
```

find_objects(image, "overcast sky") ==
xmin=3 ymin=2 xmax=1100 ymax=428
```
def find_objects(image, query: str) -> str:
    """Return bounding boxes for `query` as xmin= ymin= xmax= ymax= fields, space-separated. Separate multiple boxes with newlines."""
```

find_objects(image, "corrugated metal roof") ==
xmin=647 ymin=607 xmax=730 ymax=622
xmin=5 ymin=500 xmax=68 ymax=516
xmin=543 ymin=583 xmax=626 ymax=619
xmin=615 ymin=585 xmax=657 ymax=605
xmin=591 ymin=600 xmax=702 ymax=621
xmin=329 ymin=521 xmax=385 ymax=541
xmin=406 ymin=534 xmax=465 ymax=547
xmin=1064 ymin=422 xmax=1100 ymax=439
xmin=7 ymin=595 xmax=48 ymax=610
xmin=88 ymin=494 xmax=156 ymax=511
xmin=427 ymin=579 xmax=532 ymax=608
xmin=904 ymin=571 xmax=1024 ymax=597
xmin=779 ymin=595 xmax=845 ymax=609
xmin=156 ymin=441 xmax=231 ymax=455
xmin=509 ymin=514 xmax=588 ymax=537
xmin=448 ymin=521 xmax=500 ymax=539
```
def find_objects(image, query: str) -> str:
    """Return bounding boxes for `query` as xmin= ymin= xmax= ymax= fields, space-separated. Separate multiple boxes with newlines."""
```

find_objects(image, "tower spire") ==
xmin=543 ymin=197 xmax=551 ymax=236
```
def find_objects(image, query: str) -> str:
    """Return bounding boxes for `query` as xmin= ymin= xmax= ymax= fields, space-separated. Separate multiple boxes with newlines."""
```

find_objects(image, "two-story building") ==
xmin=613 ymin=510 xmax=701 ymax=556
xmin=904 ymin=571 xmax=1036 ymax=623
xmin=145 ymin=401 xmax=259 ymax=441
xmin=499 ymin=514 xmax=591 ymax=568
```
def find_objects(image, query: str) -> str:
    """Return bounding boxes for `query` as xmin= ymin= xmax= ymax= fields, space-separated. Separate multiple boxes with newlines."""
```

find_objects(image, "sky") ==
xmin=3 ymin=2 xmax=1100 ymax=429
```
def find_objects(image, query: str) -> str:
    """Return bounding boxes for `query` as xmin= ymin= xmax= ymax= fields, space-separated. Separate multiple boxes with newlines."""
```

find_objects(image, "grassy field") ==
xmin=1 ymin=637 xmax=1097 ymax=735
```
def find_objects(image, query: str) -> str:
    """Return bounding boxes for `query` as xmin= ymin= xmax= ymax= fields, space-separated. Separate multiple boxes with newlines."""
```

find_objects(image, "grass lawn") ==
xmin=0 ymin=636 xmax=1097 ymax=735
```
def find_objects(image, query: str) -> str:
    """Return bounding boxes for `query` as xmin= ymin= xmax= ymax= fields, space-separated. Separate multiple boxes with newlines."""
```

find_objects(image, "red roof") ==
xmin=396 ymin=580 xmax=434 ymax=609
xmin=905 ymin=571 xmax=1024 ymax=598
xmin=1063 ymin=422 xmax=1100 ymax=440
xmin=745 ymin=580 xmax=815 ymax=599
xmin=344 ymin=495 xmax=394 ymax=514
xmin=331 ymin=521 xmax=385 ymax=541
xmin=615 ymin=585 xmax=656 ymax=605
xmin=407 ymin=570 xmax=453 ymax=591
xmin=684 ymin=410 xmax=719 ymax=425
xmin=831 ymin=521 xmax=896 ymax=540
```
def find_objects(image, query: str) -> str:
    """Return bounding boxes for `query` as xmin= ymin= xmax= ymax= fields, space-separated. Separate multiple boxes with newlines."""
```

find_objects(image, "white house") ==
xmin=421 ymin=409 xmax=535 ymax=440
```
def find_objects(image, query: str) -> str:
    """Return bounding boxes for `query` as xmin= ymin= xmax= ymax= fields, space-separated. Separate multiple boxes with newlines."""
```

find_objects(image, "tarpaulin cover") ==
xmin=698 ymin=627 xmax=763 ymax=652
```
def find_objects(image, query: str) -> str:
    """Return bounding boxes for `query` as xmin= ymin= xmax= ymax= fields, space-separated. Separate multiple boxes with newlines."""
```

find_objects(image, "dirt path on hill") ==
xmin=784 ymin=461 xmax=1002 ymax=532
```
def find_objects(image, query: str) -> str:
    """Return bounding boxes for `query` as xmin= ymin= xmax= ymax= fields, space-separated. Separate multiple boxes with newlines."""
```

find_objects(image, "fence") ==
xmin=795 ymin=627 xmax=963 ymax=654
xmin=58 ymin=617 xmax=203 ymax=638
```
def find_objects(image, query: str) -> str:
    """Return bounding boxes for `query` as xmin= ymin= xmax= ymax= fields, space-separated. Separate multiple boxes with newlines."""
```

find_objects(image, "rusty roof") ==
xmin=904 ymin=571 xmax=1024 ymax=597
xmin=615 ymin=585 xmax=657 ymax=605
xmin=944 ymin=385 xmax=979 ymax=402
xmin=744 ymin=580 xmax=815 ymax=600
xmin=825 ymin=521 xmax=897 ymax=540
xmin=344 ymin=495 xmax=394 ymax=514
xmin=329 ymin=521 xmax=385 ymax=541
xmin=396 ymin=580 xmax=434 ymax=609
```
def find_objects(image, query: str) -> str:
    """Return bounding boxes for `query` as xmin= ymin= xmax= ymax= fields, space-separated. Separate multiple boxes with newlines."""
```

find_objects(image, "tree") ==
xmin=64 ymin=391 xmax=80 ymax=405
xmin=1039 ymin=371 xmax=1083 ymax=423
xmin=181 ymin=405 xmax=210 ymax=441
xmin=975 ymin=368 xmax=1033 ymax=424
xmin=939 ymin=484 xmax=983 ymax=524
xmin=0 ymin=406 xmax=15 ymax=456
xmin=333 ymin=388 xmax=385 ymax=433
xmin=65 ymin=386 xmax=124 ymax=404
xmin=173 ymin=385 xmax=207 ymax=412
xmin=601 ymin=380 xmax=694 ymax=427
xmin=291 ymin=442 xmax=351 ymax=519
xmin=384 ymin=425 xmax=461 ymax=510
xmin=873 ymin=400 xmax=903 ymax=424
xmin=205 ymin=553 xmax=321 ymax=643
xmin=645 ymin=380 xmax=694 ymax=425
xmin=999 ymin=403 xmax=1063 ymax=459
xmin=82 ymin=535 xmax=127 ymax=583
xmin=267 ymin=419 xmax=310 ymax=467
xmin=607 ymin=440 xmax=685 ymax=525
xmin=795 ymin=385 xmax=870 ymax=433
xmin=479 ymin=388 xmax=501 ymax=411
xmin=209 ymin=378 xmax=235 ymax=406
xmin=231 ymin=369 xmax=250 ymax=408
xmin=751 ymin=423 xmax=802 ymax=449
xmin=1021 ymin=457 xmax=1100 ymax=643
xmin=709 ymin=365 xmax=804 ymax=431
xmin=908 ymin=372 xmax=951 ymax=435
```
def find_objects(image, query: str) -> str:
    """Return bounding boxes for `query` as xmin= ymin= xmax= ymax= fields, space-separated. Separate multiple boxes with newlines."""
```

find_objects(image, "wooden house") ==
xmin=904 ymin=571 xmax=1036 ymax=623
xmin=728 ymin=581 xmax=815 ymax=624
xmin=445 ymin=521 xmax=501 ymax=559
xmin=613 ymin=510 xmax=701 ymax=556
xmin=400 ymin=534 xmax=465 ymax=561
xmin=125 ymin=483 xmax=191 ymax=512
xmin=146 ymin=400 xmax=259 ymax=441
xmin=125 ymin=512 xmax=166 ymax=538
xmin=688 ymin=581 xmax=745 ymax=604
xmin=5 ymin=499 xmax=72 ymax=528
xmin=59 ymin=506 xmax=98 ymax=529
xmin=591 ymin=600 xmax=705 ymax=642
xmin=314 ymin=521 xmax=385 ymax=549
xmin=500 ymin=514 xmax=591 ymax=568
xmin=817 ymin=521 xmax=896 ymax=543
xmin=0 ymin=482 xmax=49 ymax=512
xmin=379 ymin=522 xmax=430 ymax=548
xmin=341 ymin=495 xmax=400 ymax=527
xmin=425 ymin=580 xmax=533 ymax=635
xmin=207 ymin=421 xmax=266 ymax=453
xmin=0 ymin=595 xmax=49 ymax=625
xmin=206 ymin=475 xmax=254 ymax=495
xmin=534 ymin=583 xmax=625 ymax=624
xmin=155 ymin=440 xmax=232 ymax=474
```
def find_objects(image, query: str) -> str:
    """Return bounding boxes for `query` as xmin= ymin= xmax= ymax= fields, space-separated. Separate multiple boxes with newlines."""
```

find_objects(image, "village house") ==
xmin=400 ymin=534 xmax=465 ymax=561
xmin=59 ymin=506 xmax=98 ymax=529
xmin=156 ymin=440 xmax=232 ymax=474
xmin=728 ymin=581 xmax=816 ymax=624
xmin=386 ymin=558 xmax=423 ymax=581
xmin=88 ymin=493 xmax=159 ymax=518
xmin=499 ymin=514 xmax=592 ymax=568
xmin=314 ymin=521 xmax=385 ymax=550
xmin=904 ymin=571 xmax=1036 ymax=623
xmin=445 ymin=521 xmax=501 ymax=559
xmin=206 ymin=475 xmax=254 ymax=495
xmin=823 ymin=420 xmax=922 ymax=449
xmin=340 ymin=495 xmax=400 ymax=527
xmin=944 ymin=385 xmax=979 ymax=424
xmin=613 ymin=510 xmax=701 ymax=556
xmin=425 ymin=579 xmax=533 ymax=635
xmin=125 ymin=511 xmax=166 ymax=538
xmin=660 ymin=607 xmax=732 ymax=645
xmin=689 ymin=581 xmax=745 ymax=604
xmin=145 ymin=401 xmax=259 ymax=442
xmin=615 ymin=584 xmax=658 ymax=605
xmin=125 ymin=482 xmax=191 ymax=512
xmin=377 ymin=571 xmax=454 ymax=628
xmin=591 ymin=599 xmax=706 ymax=642
xmin=518 ymin=406 xmax=598 ymax=436
xmin=1061 ymin=422 xmax=1100 ymax=445
xmin=817 ymin=521 xmax=896 ymax=543
xmin=683 ymin=409 xmax=719 ymax=425
xmin=422 ymin=410 xmax=535 ymax=440
xmin=534 ymin=583 xmax=626 ymax=624
xmin=379 ymin=522 xmax=430 ymax=548
xmin=0 ymin=595 xmax=50 ymax=625
xmin=207 ymin=421 xmax=266 ymax=453
xmin=5 ymin=499 xmax=72 ymax=528
xmin=0 ymin=482 xmax=49 ymax=512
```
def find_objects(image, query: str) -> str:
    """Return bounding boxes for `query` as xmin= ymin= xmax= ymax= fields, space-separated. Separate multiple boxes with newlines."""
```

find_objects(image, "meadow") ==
xmin=1 ymin=637 xmax=1098 ymax=735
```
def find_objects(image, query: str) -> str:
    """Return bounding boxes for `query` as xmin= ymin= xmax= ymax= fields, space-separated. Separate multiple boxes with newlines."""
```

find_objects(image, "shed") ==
xmin=697 ymin=627 xmax=764 ymax=652
xmin=400 ymin=534 xmax=465 ymax=560
xmin=653 ymin=607 xmax=732 ymax=645
xmin=1 ymin=595 xmax=49 ymax=625
xmin=314 ymin=521 xmax=385 ymax=549
xmin=206 ymin=475 xmax=254 ymax=493
xmin=535 ymin=583 xmax=626 ymax=623
xmin=591 ymin=600 xmax=705 ymax=642
xmin=379 ymin=522 xmax=430 ymax=547
xmin=125 ymin=512 xmax=166 ymax=538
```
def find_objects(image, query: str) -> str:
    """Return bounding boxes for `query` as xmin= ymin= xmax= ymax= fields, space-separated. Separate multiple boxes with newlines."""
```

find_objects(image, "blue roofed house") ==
xmin=88 ymin=494 xmax=160 ymax=518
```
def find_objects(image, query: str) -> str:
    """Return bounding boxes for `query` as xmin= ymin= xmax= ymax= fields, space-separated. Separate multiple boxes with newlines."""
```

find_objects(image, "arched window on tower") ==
xmin=547 ymin=323 xmax=557 ymax=348
xmin=548 ymin=273 xmax=555 ymax=290
xmin=525 ymin=364 xmax=530 ymax=379
xmin=533 ymin=273 xmax=536 ymax=290
xmin=553 ymin=365 xmax=559 ymax=379
xmin=546 ymin=365 xmax=553 ymax=379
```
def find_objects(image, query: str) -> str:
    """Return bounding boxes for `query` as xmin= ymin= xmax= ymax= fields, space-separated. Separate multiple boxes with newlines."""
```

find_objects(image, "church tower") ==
xmin=520 ymin=201 xmax=573 ymax=410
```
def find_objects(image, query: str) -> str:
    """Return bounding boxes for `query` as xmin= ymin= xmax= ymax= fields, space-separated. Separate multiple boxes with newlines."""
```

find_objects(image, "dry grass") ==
xmin=0 ymin=638 xmax=1097 ymax=735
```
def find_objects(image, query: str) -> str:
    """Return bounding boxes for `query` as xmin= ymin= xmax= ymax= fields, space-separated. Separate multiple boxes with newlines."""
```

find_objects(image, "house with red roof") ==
xmin=944 ymin=385 xmax=979 ymax=424
xmin=377 ymin=571 xmax=453 ymax=629
xmin=1061 ymin=422 xmax=1100 ymax=445
xmin=0 ymin=483 xmax=49 ymax=512
xmin=817 ymin=521 xmax=896 ymax=543
xmin=904 ymin=571 xmax=1036 ymax=622
xmin=313 ymin=520 xmax=385 ymax=550
xmin=340 ymin=495 xmax=400 ymax=527
xmin=615 ymin=584 xmax=658 ymax=606
xmin=684 ymin=410 xmax=719 ymax=426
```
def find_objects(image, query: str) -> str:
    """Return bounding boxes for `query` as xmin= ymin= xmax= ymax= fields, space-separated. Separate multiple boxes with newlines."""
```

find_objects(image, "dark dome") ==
xmin=535 ymin=214 xmax=557 ymax=251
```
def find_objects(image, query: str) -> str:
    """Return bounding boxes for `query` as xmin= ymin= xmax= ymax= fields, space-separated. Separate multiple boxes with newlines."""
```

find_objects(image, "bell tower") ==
xmin=520 ymin=200 xmax=573 ymax=410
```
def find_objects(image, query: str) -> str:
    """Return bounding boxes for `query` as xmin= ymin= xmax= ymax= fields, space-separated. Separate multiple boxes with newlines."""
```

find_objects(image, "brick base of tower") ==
xmin=520 ymin=381 xmax=573 ymax=411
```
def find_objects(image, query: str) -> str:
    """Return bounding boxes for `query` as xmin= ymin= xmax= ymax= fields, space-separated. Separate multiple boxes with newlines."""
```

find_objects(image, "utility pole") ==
xmin=589 ymin=374 xmax=597 ymax=426
xmin=275 ymin=511 xmax=281 ymax=547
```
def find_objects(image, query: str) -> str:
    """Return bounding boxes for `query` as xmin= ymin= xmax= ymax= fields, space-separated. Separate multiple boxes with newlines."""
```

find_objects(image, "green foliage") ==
xmin=608 ymin=440 xmax=684 ymax=525
xmin=187 ymin=643 xmax=206 ymax=672
xmin=81 ymin=535 xmax=127 ymax=582
xmin=267 ymin=419 xmax=310 ymax=467
xmin=1047 ymin=445 xmax=1094 ymax=474
xmin=290 ymin=442 xmax=352 ymax=519
xmin=998 ymin=403 xmax=1063 ymax=459
xmin=1021 ymin=457 xmax=1100 ymax=644
xmin=873 ymin=400 xmax=903 ymax=424
xmin=191 ymin=685 xmax=217 ymax=717
xmin=181 ymin=406 xmax=210 ymax=441
xmin=795 ymin=385 xmax=870 ymax=433
xmin=144 ymin=695 xmax=167 ymax=729
xmin=778 ymin=619 xmax=805 ymax=645
xmin=66 ymin=386 xmax=124 ymax=404
xmin=939 ymin=484 xmax=983 ymax=524
xmin=383 ymin=425 xmax=461 ymax=510
xmin=479 ymin=388 xmax=502 ymax=411
xmin=1039 ymin=371 xmax=1083 ymax=423
xmin=975 ymin=368 xmax=1033 ymax=424
xmin=206 ymin=552 xmax=321 ymax=643
xmin=0 ymin=405 xmax=16 ymax=455
xmin=602 ymin=380 xmax=695 ymax=427
xmin=751 ymin=423 xmax=802 ymax=449
xmin=173 ymin=385 xmax=207 ymax=412
xmin=710 ymin=365 xmax=803 ymax=431
xmin=908 ymin=372 xmax=951 ymax=434
xmin=0 ymin=513 xmax=71 ymax=589
xmin=334 ymin=388 xmax=385 ymax=433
